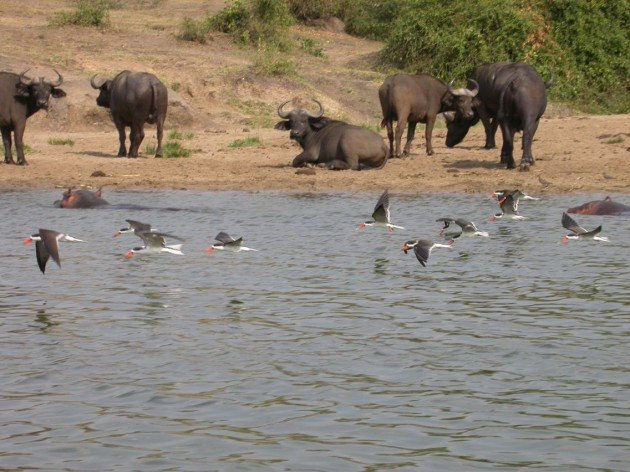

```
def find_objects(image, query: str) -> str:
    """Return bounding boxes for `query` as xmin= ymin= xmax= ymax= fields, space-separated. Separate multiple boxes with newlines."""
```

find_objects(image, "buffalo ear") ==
xmin=441 ymin=92 xmax=454 ymax=108
xmin=51 ymin=88 xmax=66 ymax=98
xmin=15 ymin=82 xmax=30 ymax=97
xmin=274 ymin=121 xmax=290 ymax=131
xmin=309 ymin=117 xmax=329 ymax=130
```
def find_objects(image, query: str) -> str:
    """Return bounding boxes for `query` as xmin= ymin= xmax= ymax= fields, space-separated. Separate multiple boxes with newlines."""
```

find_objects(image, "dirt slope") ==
xmin=0 ymin=0 xmax=628 ymax=195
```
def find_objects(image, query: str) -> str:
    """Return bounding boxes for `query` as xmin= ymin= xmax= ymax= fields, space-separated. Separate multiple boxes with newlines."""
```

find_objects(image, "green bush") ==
xmin=209 ymin=0 xmax=293 ymax=51
xmin=178 ymin=16 xmax=210 ymax=43
xmin=158 ymin=141 xmax=192 ymax=158
xmin=253 ymin=50 xmax=297 ymax=76
xmin=344 ymin=0 xmax=404 ymax=40
xmin=299 ymin=37 xmax=325 ymax=57
xmin=49 ymin=0 xmax=110 ymax=27
xmin=287 ymin=0 xmax=351 ymax=21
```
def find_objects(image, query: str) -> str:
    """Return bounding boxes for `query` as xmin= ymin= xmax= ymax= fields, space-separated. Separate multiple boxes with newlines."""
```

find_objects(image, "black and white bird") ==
xmin=490 ymin=194 xmax=525 ymax=221
xmin=492 ymin=189 xmax=539 ymax=204
xmin=357 ymin=189 xmax=405 ymax=231
xmin=206 ymin=232 xmax=257 ymax=253
xmin=124 ymin=231 xmax=184 ymax=258
xmin=436 ymin=218 xmax=489 ymax=238
xmin=114 ymin=219 xmax=153 ymax=237
xmin=24 ymin=229 xmax=84 ymax=273
xmin=402 ymin=239 xmax=454 ymax=267
xmin=561 ymin=212 xmax=609 ymax=243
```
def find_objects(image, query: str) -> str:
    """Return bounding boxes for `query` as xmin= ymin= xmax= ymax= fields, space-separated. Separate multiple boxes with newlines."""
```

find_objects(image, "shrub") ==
xmin=48 ymin=138 xmax=75 ymax=146
xmin=178 ymin=16 xmax=210 ymax=43
xmin=253 ymin=50 xmax=297 ymax=77
xmin=299 ymin=37 xmax=325 ymax=57
xmin=158 ymin=141 xmax=192 ymax=158
xmin=287 ymin=0 xmax=351 ymax=21
xmin=228 ymin=136 xmax=262 ymax=148
xmin=209 ymin=0 xmax=293 ymax=51
xmin=49 ymin=0 xmax=110 ymax=27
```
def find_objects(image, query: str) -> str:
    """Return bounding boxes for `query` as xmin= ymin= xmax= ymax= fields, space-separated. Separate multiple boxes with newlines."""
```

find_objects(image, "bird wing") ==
xmin=215 ymin=231 xmax=237 ymax=244
xmin=500 ymin=195 xmax=517 ymax=214
xmin=126 ymin=219 xmax=152 ymax=233
xmin=38 ymin=229 xmax=62 ymax=269
xmin=413 ymin=242 xmax=431 ymax=267
xmin=561 ymin=212 xmax=586 ymax=234
xmin=138 ymin=231 xmax=167 ymax=247
xmin=436 ymin=217 xmax=455 ymax=229
xmin=454 ymin=218 xmax=474 ymax=229
xmin=225 ymin=237 xmax=243 ymax=247
xmin=582 ymin=225 xmax=602 ymax=238
xmin=35 ymin=240 xmax=50 ymax=273
xmin=372 ymin=190 xmax=390 ymax=223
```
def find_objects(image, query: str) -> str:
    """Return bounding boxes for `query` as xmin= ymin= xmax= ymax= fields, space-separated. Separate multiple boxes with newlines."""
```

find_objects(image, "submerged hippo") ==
xmin=567 ymin=196 xmax=630 ymax=216
xmin=55 ymin=188 xmax=109 ymax=208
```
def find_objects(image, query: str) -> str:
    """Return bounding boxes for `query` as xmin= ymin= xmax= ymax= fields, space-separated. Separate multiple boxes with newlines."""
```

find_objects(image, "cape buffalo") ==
xmin=91 ymin=70 xmax=167 ymax=158
xmin=379 ymin=74 xmax=479 ymax=157
xmin=445 ymin=61 xmax=553 ymax=170
xmin=274 ymin=100 xmax=388 ymax=170
xmin=0 ymin=69 xmax=65 ymax=165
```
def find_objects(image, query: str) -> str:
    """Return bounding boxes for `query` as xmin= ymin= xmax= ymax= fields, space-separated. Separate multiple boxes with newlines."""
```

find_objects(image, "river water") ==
xmin=0 ymin=189 xmax=628 ymax=471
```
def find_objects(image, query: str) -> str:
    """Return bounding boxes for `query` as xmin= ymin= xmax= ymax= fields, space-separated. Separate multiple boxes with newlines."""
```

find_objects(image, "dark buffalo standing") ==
xmin=91 ymin=71 xmax=167 ymax=158
xmin=379 ymin=74 xmax=479 ymax=157
xmin=274 ymin=100 xmax=388 ymax=170
xmin=0 ymin=69 xmax=65 ymax=165
xmin=445 ymin=61 xmax=552 ymax=170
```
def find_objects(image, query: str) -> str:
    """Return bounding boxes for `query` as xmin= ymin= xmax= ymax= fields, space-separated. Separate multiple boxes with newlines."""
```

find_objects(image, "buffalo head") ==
xmin=274 ymin=99 xmax=327 ymax=144
xmin=16 ymin=69 xmax=66 ymax=110
xmin=441 ymin=78 xmax=479 ymax=121
xmin=444 ymin=106 xmax=480 ymax=148
xmin=90 ymin=75 xmax=113 ymax=108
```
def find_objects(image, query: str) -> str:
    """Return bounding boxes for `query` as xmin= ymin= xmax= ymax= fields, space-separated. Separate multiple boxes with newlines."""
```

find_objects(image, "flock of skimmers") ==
xmin=24 ymin=189 xmax=609 ymax=273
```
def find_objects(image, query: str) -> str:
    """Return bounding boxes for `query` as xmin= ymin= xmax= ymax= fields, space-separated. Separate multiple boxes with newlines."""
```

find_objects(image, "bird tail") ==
xmin=164 ymin=244 xmax=183 ymax=255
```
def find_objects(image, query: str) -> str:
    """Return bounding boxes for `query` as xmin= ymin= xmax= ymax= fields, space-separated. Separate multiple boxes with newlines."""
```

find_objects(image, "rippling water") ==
xmin=1 ymin=189 xmax=628 ymax=470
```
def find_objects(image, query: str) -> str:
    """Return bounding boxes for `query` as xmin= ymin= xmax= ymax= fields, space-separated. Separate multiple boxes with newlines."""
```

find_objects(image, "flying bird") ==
xmin=206 ymin=232 xmax=258 ymax=253
xmin=124 ymin=231 xmax=184 ymax=258
xmin=561 ymin=213 xmax=609 ymax=243
xmin=490 ymin=194 xmax=526 ymax=221
xmin=114 ymin=219 xmax=153 ymax=237
xmin=24 ymin=229 xmax=84 ymax=274
xmin=357 ymin=189 xmax=405 ymax=231
xmin=436 ymin=218 xmax=489 ymax=238
xmin=402 ymin=239 xmax=454 ymax=267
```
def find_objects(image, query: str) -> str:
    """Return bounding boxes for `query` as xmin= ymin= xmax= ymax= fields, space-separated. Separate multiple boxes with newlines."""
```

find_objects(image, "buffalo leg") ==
xmin=520 ymin=119 xmax=539 ymax=169
xmin=425 ymin=115 xmax=436 ymax=156
xmin=129 ymin=123 xmax=145 ymax=158
xmin=155 ymin=115 xmax=165 ymax=158
xmin=13 ymin=121 xmax=27 ymax=165
xmin=328 ymin=159 xmax=352 ymax=170
xmin=478 ymin=106 xmax=497 ymax=149
xmin=394 ymin=116 xmax=407 ymax=157
xmin=499 ymin=121 xmax=516 ymax=169
xmin=114 ymin=118 xmax=127 ymax=157
xmin=1 ymin=127 xmax=14 ymax=164
xmin=384 ymin=120 xmax=394 ymax=158
xmin=404 ymin=122 xmax=417 ymax=155
xmin=292 ymin=151 xmax=317 ymax=168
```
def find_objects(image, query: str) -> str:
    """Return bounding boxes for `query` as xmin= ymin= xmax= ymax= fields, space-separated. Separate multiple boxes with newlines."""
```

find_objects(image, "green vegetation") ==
xmin=178 ymin=16 xmax=210 ymax=43
xmin=48 ymin=138 xmax=75 ymax=146
xmin=228 ymin=136 xmax=262 ymax=148
xmin=49 ymin=0 xmax=111 ymax=27
xmin=253 ymin=50 xmax=297 ymax=77
xmin=228 ymin=99 xmax=278 ymax=128
xmin=298 ymin=37 xmax=325 ymax=58
xmin=604 ymin=136 xmax=623 ymax=145
xmin=168 ymin=130 xmax=195 ymax=140
xmin=158 ymin=141 xmax=192 ymax=158
xmin=12 ymin=144 xmax=36 ymax=155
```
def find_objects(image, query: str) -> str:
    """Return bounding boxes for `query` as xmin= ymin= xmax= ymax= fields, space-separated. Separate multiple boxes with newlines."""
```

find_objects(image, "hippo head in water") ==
xmin=54 ymin=188 xmax=109 ymax=208
xmin=567 ymin=196 xmax=630 ymax=216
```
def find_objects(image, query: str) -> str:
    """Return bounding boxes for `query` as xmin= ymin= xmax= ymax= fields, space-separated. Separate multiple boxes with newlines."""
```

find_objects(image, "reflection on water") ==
xmin=0 ymin=189 xmax=629 ymax=470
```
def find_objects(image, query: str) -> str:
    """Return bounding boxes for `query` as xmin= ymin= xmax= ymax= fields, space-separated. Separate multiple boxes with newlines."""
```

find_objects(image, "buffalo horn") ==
xmin=307 ymin=99 xmax=324 ymax=119
xmin=19 ymin=69 xmax=34 ymax=85
xmin=277 ymin=100 xmax=292 ymax=118
xmin=48 ymin=69 xmax=64 ymax=87
xmin=447 ymin=78 xmax=455 ymax=89
xmin=442 ymin=111 xmax=455 ymax=124
xmin=467 ymin=78 xmax=479 ymax=97
xmin=90 ymin=75 xmax=105 ymax=89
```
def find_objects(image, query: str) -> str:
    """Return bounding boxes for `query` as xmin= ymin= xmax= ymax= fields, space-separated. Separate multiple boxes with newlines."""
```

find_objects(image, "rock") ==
xmin=91 ymin=170 xmax=107 ymax=177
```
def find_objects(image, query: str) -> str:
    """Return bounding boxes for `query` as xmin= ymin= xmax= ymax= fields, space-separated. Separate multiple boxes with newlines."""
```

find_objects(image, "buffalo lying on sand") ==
xmin=445 ymin=61 xmax=552 ymax=170
xmin=275 ymin=100 xmax=388 ymax=170
xmin=379 ymin=73 xmax=479 ymax=157
xmin=0 ymin=69 xmax=66 ymax=165
xmin=91 ymin=71 xmax=167 ymax=158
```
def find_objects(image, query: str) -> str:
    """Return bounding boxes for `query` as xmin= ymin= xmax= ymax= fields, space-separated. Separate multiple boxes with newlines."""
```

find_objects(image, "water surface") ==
xmin=1 ymin=190 xmax=629 ymax=470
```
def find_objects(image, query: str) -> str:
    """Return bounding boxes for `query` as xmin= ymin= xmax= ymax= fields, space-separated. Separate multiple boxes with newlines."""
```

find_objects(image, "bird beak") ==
xmin=498 ymin=196 xmax=507 ymax=205
xmin=561 ymin=236 xmax=569 ymax=244
xmin=205 ymin=246 xmax=216 ymax=253
xmin=23 ymin=237 xmax=33 ymax=245
xmin=357 ymin=224 xmax=366 ymax=231
xmin=113 ymin=231 xmax=122 ymax=238
xmin=402 ymin=244 xmax=410 ymax=253
xmin=123 ymin=250 xmax=134 ymax=259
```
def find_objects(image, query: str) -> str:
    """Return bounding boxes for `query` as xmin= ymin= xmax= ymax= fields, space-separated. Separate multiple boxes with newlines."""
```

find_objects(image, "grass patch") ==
xmin=49 ymin=0 xmax=111 ymax=27
xmin=604 ymin=136 xmax=623 ymax=145
xmin=158 ymin=141 xmax=192 ymax=158
xmin=253 ymin=50 xmax=297 ymax=77
xmin=48 ymin=138 xmax=75 ymax=146
xmin=228 ymin=136 xmax=262 ymax=148
xmin=228 ymin=98 xmax=278 ymax=128
xmin=298 ymin=37 xmax=326 ymax=57
xmin=177 ymin=16 xmax=211 ymax=43
xmin=168 ymin=130 xmax=195 ymax=140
